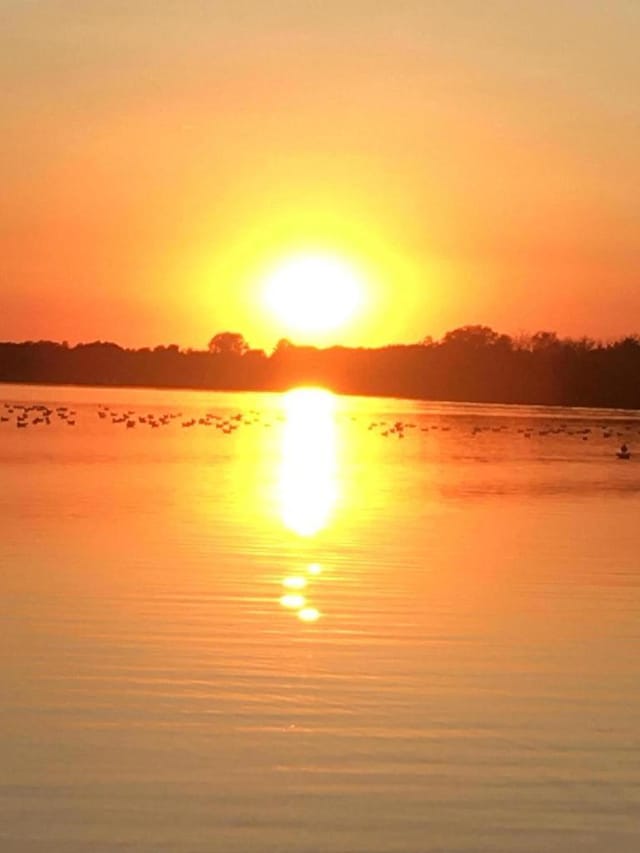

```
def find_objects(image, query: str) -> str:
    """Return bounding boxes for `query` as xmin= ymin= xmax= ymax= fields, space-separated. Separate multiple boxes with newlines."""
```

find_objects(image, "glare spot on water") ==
xmin=279 ymin=388 xmax=338 ymax=537
xmin=280 ymin=593 xmax=306 ymax=609
xmin=307 ymin=563 xmax=322 ymax=575
xmin=282 ymin=576 xmax=307 ymax=590
xmin=298 ymin=607 xmax=320 ymax=622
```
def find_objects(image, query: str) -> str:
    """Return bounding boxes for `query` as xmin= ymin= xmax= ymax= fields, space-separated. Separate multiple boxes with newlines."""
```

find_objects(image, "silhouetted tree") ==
xmin=207 ymin=332 xmax=249 ymax=356
xmin=529 ymin=330 xmax=561 ymax=352
xmin=441 ymin=325 xmax=502 ymax=350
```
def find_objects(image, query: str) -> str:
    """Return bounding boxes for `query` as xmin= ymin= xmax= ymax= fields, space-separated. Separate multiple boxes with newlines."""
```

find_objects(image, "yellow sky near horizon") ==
xmin=2 ymin=0 xmax=638 ymax=350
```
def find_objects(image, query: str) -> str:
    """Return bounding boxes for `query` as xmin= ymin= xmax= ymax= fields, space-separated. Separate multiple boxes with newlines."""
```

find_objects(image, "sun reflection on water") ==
xmin=282 ymin=576 xmax=307 ymax=590
xmin=277 ymin=388 xmax=338 ymax=624
xmin=280 ymin=593 xmax=306 ymax=609
xmin=279 ymin=568 xmax=324 ymax=622
xmin=298 ymin=607 xmax=320 ymax=623
xmin=279 ymin=387 xmax=338 ymax=538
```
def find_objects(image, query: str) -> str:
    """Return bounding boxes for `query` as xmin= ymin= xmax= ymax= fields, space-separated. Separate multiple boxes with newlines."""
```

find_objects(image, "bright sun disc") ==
xmin=262 ymin=253 xmax=364 ymax=335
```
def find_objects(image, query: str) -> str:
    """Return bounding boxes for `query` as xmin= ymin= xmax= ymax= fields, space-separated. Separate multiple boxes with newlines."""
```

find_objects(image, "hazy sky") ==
xmin=2 ymin=0 xmax=638 ymax=349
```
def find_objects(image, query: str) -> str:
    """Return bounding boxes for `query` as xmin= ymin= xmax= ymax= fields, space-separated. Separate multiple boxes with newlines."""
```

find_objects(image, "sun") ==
xmin=261 ymin=253 xmax=365 ymax=336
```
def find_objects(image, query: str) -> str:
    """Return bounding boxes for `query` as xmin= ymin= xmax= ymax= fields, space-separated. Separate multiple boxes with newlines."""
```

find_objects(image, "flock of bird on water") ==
xmin=1 ymin=400 xmax=635 ymax=458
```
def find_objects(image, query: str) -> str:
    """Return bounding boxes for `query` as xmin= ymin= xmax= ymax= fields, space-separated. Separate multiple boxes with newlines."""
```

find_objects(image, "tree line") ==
xmin=1 ymin=326 xmax=640 ymax=409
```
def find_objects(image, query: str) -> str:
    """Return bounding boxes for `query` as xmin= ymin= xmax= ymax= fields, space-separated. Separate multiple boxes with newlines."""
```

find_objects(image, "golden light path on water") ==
xmin=278 ymin=387 xmax=338 ymax=623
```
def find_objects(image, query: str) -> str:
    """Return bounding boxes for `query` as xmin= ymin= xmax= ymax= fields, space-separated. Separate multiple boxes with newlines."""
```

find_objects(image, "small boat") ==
xmin=617 ymin=444 xmax=631 ymax=460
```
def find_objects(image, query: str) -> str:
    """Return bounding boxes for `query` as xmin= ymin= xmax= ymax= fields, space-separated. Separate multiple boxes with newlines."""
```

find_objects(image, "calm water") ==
xmin=2 ymin=384 xmax=639 ymax=853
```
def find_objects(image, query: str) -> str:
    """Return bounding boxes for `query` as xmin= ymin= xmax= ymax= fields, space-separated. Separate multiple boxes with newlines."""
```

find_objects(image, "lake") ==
xmin=2 ymin=384 xmax=639 ymax=852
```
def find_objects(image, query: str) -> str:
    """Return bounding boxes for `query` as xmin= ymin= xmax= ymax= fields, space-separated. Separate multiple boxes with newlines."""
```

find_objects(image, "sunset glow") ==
xmin=3 ymin=4 xmax=638 ymax=348
xmin=3 ymin=4 xmax=640 ymax=851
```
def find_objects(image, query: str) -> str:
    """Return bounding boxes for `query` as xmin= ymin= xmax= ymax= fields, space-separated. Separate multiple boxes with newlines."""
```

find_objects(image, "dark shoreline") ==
xmin=3 ymin=326 xmax=640 ymax=410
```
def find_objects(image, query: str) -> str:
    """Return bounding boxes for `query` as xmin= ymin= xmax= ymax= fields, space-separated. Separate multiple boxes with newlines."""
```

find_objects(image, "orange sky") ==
xmin=2 ymin=1 xmax=638 ymax=351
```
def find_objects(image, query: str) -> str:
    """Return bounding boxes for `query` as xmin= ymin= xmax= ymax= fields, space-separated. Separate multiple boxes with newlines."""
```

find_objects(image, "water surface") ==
xmin=2 ymin=385 xmax=639 ymax=852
